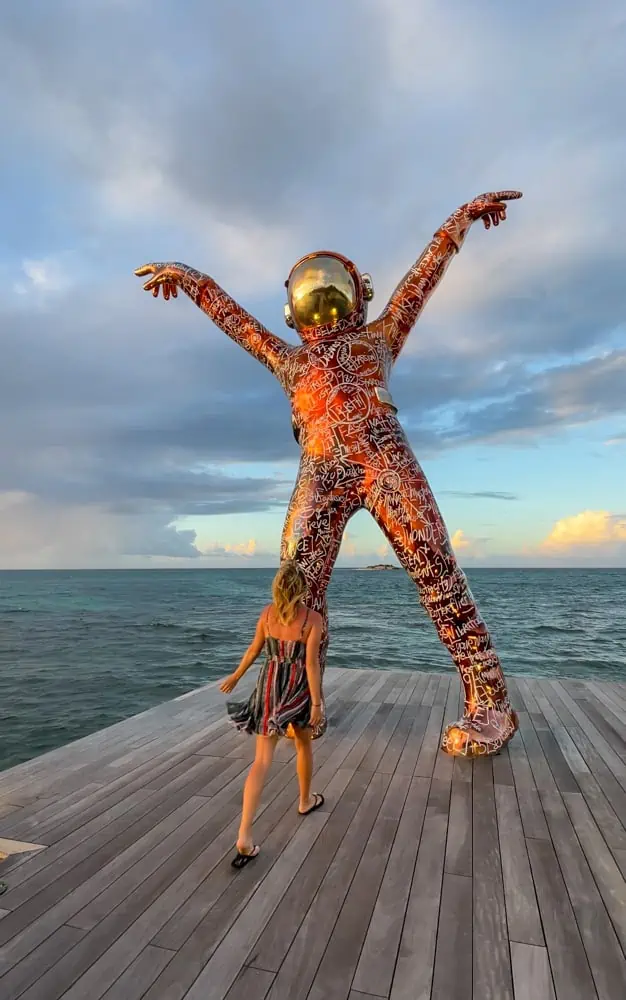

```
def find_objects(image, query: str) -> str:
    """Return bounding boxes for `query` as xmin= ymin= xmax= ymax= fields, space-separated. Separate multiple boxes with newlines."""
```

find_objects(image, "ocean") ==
xmin=1 ymin=568 xmax=625 ymax=772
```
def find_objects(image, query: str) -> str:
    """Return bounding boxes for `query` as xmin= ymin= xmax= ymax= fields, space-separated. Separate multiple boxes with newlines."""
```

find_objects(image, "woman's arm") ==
xmin=219 ymin=611 xmax=266 ymax=693
xmin=305 ymin=614 xmax=323 ymax=706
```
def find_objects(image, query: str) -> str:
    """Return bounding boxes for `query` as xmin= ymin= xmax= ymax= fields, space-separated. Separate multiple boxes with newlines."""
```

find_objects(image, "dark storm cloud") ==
xmin=0 ymin=0 xmax=625 ymax=554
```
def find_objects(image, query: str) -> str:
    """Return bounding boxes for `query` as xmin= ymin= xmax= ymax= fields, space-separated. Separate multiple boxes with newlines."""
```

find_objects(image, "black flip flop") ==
xmin=231 ymin=845 xmax=260 ymax=869
xmin=299 ymin=793 xmax=325 ymax=816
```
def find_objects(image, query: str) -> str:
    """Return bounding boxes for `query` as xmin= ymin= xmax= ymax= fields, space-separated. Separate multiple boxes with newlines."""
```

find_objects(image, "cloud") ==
xmin=0 ymin=491 xmax=201 ymax=568
xmin=540 ymin=510 xmax=626 ymax=553
xmin=441 ymin=491 xmax=519 ymax=501
xmin=435 ymin=351 xmax=626 ymax=447
xmin=0 ymin=0 xmax=624 ymax=565
xmin=340 ymin=530 xmax=358 ymax=558
xmin=201 ymin=538 xmax=258 ymax=558
xmin=450 ymin=529 xmax=491 ymax=561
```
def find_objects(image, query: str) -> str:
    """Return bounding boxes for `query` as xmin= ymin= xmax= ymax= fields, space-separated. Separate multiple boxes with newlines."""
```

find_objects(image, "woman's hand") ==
xmin=219 ymin=674 xmax=239 ymax=694
xmin=309 ymin=702 xmax=324 ymax=729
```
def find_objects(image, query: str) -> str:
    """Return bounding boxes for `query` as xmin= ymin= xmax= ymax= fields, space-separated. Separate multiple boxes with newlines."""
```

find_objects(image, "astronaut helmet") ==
xmin=284 ymin=251 xmax=374 ymax=339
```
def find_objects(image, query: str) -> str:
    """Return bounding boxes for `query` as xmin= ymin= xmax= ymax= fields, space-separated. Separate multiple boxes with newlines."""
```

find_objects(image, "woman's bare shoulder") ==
xmin=306 ymin=608 xmax=323 ymax=627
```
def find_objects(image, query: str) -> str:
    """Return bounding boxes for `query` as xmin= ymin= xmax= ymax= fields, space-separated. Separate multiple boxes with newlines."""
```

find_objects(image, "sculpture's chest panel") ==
xmin=285 ymin=330 xmax=390 ymax=401
xmin=284 ymin=328 xmax=396 ymax=455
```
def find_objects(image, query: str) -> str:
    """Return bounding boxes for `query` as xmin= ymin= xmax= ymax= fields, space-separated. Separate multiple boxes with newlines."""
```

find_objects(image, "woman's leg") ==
xmin=292 ymin=726 xmax=315 ymax=811
xmin=237 ymin=734 xmax=278 ymax=850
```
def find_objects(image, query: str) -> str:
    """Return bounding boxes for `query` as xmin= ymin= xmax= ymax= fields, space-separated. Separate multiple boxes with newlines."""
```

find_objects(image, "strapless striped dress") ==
xmin=227 ymin=611 xmax=314 ymax=737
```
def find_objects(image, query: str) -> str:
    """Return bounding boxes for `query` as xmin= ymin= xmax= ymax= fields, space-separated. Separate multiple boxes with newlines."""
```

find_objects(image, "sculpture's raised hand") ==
xmin=135 ymin=262 xmax=182 ymax=301
xmin=134 ymin=260 xmax=291 ymax=376
xmin=467 ymin=191 xmax=523 ymax=230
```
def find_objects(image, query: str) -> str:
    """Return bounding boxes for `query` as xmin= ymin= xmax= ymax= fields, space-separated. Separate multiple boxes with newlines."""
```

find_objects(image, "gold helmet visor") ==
xmin=287 ymin=255 xmax=357 ymax=331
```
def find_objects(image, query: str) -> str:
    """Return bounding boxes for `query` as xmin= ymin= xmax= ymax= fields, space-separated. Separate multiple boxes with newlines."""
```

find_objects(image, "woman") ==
xmin=219 ymin=560 xmax=325 ymax=868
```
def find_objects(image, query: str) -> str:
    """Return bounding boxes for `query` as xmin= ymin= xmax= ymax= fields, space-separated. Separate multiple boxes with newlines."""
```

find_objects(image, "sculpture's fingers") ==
xmin=152 ymin=285 xmax=160 ymax=298
xmin=171 ymin=285 xmax=178 ymax=298
xmin=135 ymin=264 xmax=158 ymax=277
xmin=492 ymin=190 xmax=522 ymax=201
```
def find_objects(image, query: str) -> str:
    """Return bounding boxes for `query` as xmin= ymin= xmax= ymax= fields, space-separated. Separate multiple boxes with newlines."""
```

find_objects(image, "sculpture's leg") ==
xmin=280 ymin=455 xmax=362 ymax=672
xmin=366 ymin=456 xmax=518 ymax=757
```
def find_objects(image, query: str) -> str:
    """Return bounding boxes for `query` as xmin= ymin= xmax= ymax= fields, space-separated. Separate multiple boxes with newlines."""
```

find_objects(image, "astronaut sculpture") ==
xmin=136 ymin=189 xmax=522 ymax=756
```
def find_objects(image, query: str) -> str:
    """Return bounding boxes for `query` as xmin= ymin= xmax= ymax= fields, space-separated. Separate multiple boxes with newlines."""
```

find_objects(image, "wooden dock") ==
xmin=1 ymin=667 xmax=626 ymax=999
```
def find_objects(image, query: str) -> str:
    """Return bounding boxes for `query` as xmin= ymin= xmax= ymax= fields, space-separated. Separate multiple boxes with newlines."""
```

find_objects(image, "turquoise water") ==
xmin=1 ymin=568 xmax=625 ymax=771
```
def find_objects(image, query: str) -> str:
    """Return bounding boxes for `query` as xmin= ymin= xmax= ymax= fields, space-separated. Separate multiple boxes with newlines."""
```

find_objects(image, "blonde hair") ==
xmin=272 ymin=560 xmax=308 ymax=625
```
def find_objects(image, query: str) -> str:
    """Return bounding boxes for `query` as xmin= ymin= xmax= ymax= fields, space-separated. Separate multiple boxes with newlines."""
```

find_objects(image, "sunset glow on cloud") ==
xmin=541 ymin=511 xmax=626 ymax=552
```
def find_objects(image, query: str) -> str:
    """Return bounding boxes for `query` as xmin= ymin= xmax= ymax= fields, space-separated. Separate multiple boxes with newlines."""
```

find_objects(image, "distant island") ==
xmin=361 ymin=563 xmax=400 ymax=571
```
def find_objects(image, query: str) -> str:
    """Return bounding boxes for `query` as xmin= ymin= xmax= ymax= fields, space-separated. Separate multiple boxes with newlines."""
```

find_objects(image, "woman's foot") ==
xmin=441 ymin=706 xmax=518 ymax=757
xmin=231 ymin=843 xmax=260 ymax=869
xmin=298 ymin=792 xmax=325 ymax=816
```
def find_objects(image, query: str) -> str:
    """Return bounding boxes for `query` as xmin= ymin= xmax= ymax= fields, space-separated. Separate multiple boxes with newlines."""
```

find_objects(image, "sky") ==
xmin=0 ymin=0 xmax=625 ymax=569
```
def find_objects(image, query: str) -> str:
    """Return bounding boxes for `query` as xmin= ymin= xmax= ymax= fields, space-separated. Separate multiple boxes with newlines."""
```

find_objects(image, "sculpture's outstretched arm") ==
xmin=369 ymin=191 xmax=522 ymax=362
xmin=135 ymin=261 xmax=293 ymax=377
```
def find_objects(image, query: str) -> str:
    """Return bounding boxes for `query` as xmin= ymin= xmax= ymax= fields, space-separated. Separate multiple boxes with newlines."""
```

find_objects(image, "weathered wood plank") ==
xmin=615 ymin=848 xmax=626 ymax=880
xmin=550 ymin=682 xmax=626 ymax=783
xmin=538 ymin=680 xmax=626 ymax=845
xmin=527 ymin=679 xmax=590 ymax=776
xmin=562 ymin=791 xmax=626 ymax=954
xmin=306 ymin=773 xmax=410 ymax=1000
xmin=494 ymin=784 xmax=543 ymax=946
xmin=0 ymin=793 xmax=208 ymax=947
xmin=389 ymin=779 xmax=450 ymax=1000
xmin=492 ymin=747 xmax=515 ymax=786
xmin=248 ymin=770 xmax=371 ymax=973
xmin=26 ymin=787 xmax=323 ymax=1000
xmin=430 ymin=873 xmax=472 ymax=999
xmin=0 ymin=923 xmax=85 ymax=1000
xmin=580 ymin=693 xmax=626 ymax=761
xmin=445 ymin=768 xmax=472 ymax=877
xmin=0 ymin=762 xmax=293 ymax=976
xmin=413 ymin=696 xmax=448 ymax=778
xmin=510 ymin=942 xmax=556 ymax=1000
xmin=537 ymin=789 xmax=626 ymax=996
xmin=263 ymin=773 xmax=391 ymax=1000
xmin=2 ymin=757 xmax=228 ymax=908
xmin=507 ymin=730 xmax=550 ymax=841
xmin=472 ymin=760 xmax=514 ymax=1000
xmin=352 ymin=776 xmax=430 ymax=998
xmin=177 ymin=812 xmax=330 ymax=1000
xmin=394 ymin=705 xmax=430 ymax=777
xmin=98 ymin=944 xmax=175 ymax=1000
xmin=225 ymin=966 xmax=275 ymax=1000
xmin=526 ymin=837 xmax=598 ymax=1000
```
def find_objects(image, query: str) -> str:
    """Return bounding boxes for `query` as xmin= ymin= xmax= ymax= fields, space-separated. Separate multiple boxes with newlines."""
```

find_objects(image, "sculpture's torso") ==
xmin=282 ymin=325 xmax=405 ymax=463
